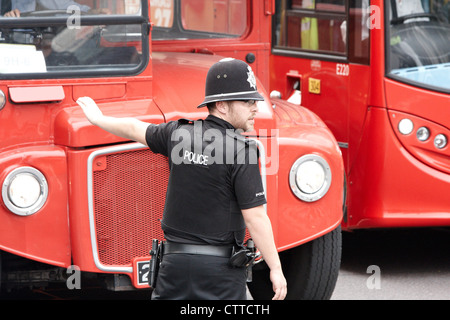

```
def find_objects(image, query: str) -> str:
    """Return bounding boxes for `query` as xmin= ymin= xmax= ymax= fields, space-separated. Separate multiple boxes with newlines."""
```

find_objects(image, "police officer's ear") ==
xmin=215 ymin=101 xmax=230 ymax=115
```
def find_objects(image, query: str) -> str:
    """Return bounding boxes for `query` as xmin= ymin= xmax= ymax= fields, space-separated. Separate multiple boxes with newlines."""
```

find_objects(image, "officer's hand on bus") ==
xmin=77 ymin=96 xmax=104 ymax=125
xmin=4 ymin=9 xmax=21 ymax=17
xmin=270 ymin=268 xmax=287 ymax=300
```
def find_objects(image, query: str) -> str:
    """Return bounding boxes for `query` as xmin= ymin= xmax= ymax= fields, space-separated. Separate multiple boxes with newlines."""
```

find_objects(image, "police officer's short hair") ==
xmin=206 ymin=102 xmax=217 ymax=112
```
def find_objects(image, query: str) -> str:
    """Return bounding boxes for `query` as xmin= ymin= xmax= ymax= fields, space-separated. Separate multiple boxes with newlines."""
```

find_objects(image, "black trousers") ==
xmin=151 ymin=253 xmax=247 ymax=300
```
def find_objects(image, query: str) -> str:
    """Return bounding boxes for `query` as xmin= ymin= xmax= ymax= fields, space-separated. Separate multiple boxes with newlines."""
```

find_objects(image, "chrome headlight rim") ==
xmin=289 ymin=154 xmax=332 ymax=202
xmin=0 ymin=90 xmax=6 ymax=111
xmin=2 ymin=167 xmax=48 ymax=216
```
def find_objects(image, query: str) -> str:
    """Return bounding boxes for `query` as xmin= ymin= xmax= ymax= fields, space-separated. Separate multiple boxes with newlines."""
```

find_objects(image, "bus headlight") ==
xmin=416 ymin=127 xmax=430 ymax=142
xmin=434 ymin=134 xmax=447 ymax=149
xmin=289 ymin=154 xmax=332 ymax=202
xmin=398 ymin=118 xmax=414 ymax=135
xmin=2 ymin=167 xmax=48 ymax=216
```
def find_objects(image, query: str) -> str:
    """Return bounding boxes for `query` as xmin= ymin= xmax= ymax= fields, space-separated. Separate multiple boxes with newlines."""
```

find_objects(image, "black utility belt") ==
xmin=163 ymin=242 xmax=233 ymax=258
xmin=148 ymin=239 xmax=258 ymax=288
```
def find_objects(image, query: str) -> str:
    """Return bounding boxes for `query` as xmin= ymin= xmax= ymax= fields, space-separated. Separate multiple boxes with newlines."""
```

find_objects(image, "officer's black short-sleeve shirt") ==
xmin=146 ymin=115 xmax=267 ymax=245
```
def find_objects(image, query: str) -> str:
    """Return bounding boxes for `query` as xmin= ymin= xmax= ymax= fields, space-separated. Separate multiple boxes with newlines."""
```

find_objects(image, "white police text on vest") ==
xmin=184 ymin=150 xmax=209 ymax=166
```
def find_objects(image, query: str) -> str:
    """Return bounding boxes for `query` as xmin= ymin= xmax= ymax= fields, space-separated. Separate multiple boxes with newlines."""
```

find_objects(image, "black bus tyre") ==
xmin=247 ymin=226 xmax=342 ymax=300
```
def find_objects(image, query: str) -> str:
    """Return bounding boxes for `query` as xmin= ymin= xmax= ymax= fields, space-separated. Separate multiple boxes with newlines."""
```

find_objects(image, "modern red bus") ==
xmin=270 ymin=0 xmax=449 ymax=230
xmin=0 ymin=1 xmax=343 ymax=299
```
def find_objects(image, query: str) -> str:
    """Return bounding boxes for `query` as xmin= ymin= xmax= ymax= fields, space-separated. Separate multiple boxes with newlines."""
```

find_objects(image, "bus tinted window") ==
xmin=152 ymin=0 xmax=248 ymax=40
xmin=181 ymin=0 xmax=247 ymax=35
xmin=292 ymin=0 xmax=345 ymax=12
xmin=347 ymin=0 xmax=370 ymax=64
xmin=151 ymin=0 xmax=174 ymax=28
xmin=387 ymin=0 xmax=450 ymax=92
xmin=0 ymin=0 xmax=148 ymax=78
xmin=273 ymin=0 xmax=370 ymax=63
xmin=273 ymin=0 xmax=347 ymax=56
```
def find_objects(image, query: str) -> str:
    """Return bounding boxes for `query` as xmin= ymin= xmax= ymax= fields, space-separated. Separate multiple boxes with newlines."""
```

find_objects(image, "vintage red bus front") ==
xmin=0 ymin=0 xmax=343 ymax=299
xmin=0 ymin=0 xmax=155 ymax=291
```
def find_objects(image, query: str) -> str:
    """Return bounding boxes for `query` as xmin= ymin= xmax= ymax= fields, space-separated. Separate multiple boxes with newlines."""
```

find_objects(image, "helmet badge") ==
xmin=247 ymin=66 xmax=257 ymax=90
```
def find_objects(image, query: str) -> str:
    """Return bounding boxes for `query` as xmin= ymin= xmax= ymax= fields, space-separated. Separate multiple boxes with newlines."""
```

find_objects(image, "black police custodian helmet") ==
xmin=197 ymin=58 xmax=265 ymax=108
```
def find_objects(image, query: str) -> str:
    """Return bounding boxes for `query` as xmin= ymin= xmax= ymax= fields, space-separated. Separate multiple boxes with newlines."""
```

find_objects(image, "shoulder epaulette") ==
xmin=177 ymin=118 xmax=195 ymax=125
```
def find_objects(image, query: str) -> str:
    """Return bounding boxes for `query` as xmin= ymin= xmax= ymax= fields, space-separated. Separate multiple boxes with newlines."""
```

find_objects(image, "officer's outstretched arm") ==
xmin=77 ymin=97 xmax=149 ymax=146
xmin=242 ymin=206 xmax=287 ymax=300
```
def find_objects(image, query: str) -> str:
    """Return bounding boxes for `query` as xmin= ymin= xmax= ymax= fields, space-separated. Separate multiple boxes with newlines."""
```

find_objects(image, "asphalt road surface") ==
xmin=2 ymin=227 xmax=449 ymax=300
xmin=331 ymin=227 xmax=450 ymax=300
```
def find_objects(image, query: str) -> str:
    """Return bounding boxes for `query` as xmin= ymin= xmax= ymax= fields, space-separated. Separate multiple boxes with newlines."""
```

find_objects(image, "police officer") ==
xmin=77 ymin=58 xmax=287 ymax=300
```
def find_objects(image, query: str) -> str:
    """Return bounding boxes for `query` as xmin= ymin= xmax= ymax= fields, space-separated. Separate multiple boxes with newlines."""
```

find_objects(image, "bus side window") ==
xmin=273 ymin=0 xmax=347 ymax=56
xmin=181 ymin=0 xmax=247 ymax=36
xmin=348 ymin=0 xmax=370 ymax=64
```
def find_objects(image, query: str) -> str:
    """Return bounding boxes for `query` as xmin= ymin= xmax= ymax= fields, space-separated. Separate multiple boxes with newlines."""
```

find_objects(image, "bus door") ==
xmin=271 ymin=0 xmax=371 ymax=174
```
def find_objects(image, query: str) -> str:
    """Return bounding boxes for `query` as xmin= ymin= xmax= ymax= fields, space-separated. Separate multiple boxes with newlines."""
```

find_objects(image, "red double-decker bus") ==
xmin=270 ymin=0 xmax=449 ymax=230
xmin=0 ymin=1 xmax=343 ymax=299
